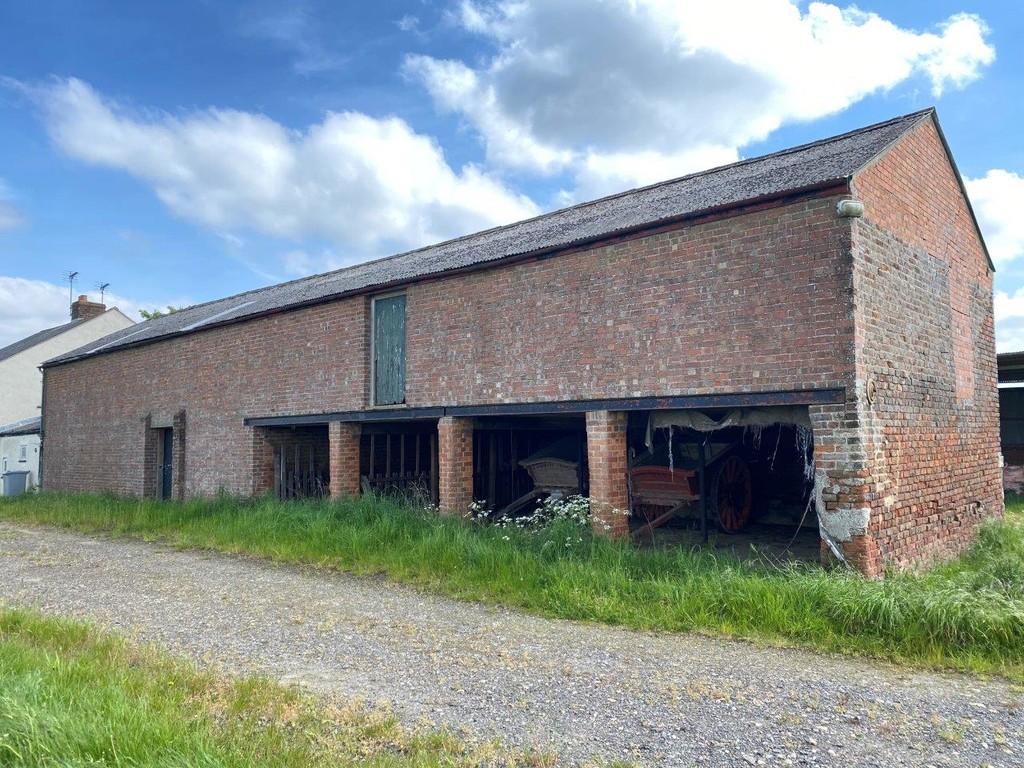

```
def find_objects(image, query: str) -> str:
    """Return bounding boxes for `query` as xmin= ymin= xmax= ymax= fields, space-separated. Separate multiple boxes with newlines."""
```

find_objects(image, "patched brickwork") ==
xmin=849 ymin=118 xmax=1002 ymax=569
xmin=171 ymin=410 xmax=187 ymax=501
xmin=329 ymin=422 xmax=361 ymax=498
xmin=438 ymin=417 xmax=474 ymax=515
xmin=142 ymin=416 xmax=159 ymax=499
xmin=586 ymin=410 xmax=630 ymax=538
xmin=252 ymin=427 xmax=276 ymax=496
xmin=808 ymin=396 xmax=879 ymax=574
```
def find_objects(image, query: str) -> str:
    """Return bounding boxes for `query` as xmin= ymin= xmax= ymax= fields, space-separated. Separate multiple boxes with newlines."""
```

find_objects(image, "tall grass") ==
xmin=2 ymin=491 xmax=1023 ymax=679
xmin=0 ymin=607 xmax=544 ymax=767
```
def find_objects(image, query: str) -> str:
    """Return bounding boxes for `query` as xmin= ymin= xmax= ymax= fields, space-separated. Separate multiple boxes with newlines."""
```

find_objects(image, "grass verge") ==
xmin=0 ymin=606 xmax=561 ymax=767
xmin=2 ymin=491 xmax=1023 ymax=680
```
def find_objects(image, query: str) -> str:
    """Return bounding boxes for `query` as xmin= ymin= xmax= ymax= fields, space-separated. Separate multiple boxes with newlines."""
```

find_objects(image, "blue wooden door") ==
xmin=159 ymin=428 xmax=173 ymax=499
xmin=373 ymin=294 xmax=406 ymax=405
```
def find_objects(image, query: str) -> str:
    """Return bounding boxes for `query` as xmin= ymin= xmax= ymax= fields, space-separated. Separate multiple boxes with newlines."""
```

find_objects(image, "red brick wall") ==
xmin=252 ymin=427 xmax=275 ymax=496
xmin=407 ymin=196 xmax=854 ymax=404
xmin=42 ymin=194 xmax=856 ymax=500
xmin=849 ymin=116 xmax=1002 ymax=569
xmin=43 ymin=299 xmax=368 ymax=497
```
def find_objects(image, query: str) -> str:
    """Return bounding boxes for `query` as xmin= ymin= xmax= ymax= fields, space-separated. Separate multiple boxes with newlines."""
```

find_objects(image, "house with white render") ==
xmin=0 ymin=295 xmax=133 ymax=494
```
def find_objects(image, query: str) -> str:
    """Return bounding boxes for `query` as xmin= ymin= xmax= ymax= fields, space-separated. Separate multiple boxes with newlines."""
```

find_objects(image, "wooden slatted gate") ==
xmin=274 ymin=442 xmax=328 ymax=500
xmin=361 ymin=426 xmax=437 ymax=504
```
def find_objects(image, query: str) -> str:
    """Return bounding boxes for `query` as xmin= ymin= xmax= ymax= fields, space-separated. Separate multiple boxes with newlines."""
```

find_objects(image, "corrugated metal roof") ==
xmin=998 ymin=351 xmax=1024 ymax=384
xmin=46 ymin=108 xmax=933 ymax=367
xmin=0 ymin=416 xmax=41 ymax=436
xmin=0 ymin=319 xmax=84 ymax=364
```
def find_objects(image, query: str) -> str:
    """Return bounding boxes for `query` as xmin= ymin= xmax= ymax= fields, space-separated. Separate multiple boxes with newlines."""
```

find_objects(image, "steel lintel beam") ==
xmin=243 ymin=388 xmax=844 ymax=428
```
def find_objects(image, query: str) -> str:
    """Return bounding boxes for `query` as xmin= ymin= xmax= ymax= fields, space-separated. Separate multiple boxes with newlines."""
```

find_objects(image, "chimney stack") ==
xmin=71 ymin=294 xmax=106 ymax=321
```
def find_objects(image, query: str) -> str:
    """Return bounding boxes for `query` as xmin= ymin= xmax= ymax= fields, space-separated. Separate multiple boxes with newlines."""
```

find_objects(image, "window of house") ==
xmin=372 ymin=293 xmax=407 ymax=406
xmin=18 ymin=444 xmax=28 ymax=462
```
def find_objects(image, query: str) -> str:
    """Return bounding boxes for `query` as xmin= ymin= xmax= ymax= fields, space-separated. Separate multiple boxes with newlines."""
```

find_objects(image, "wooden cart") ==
xmin=497 ymin=437 xmax=582 ymax=517
xmin=495 ymin=435 xmax=755 ymax=536
xmin=630 ymin=441 xmax=754 ymax=538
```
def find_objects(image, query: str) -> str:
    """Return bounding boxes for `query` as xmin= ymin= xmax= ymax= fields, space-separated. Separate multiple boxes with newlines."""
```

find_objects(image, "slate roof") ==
xmin=0 ymin=416 xmax=41 ymax=437
xmin=47 ymin=108 xmax=938 ymax=367
xmin=0 ymin=319 xmax=84 ymax=364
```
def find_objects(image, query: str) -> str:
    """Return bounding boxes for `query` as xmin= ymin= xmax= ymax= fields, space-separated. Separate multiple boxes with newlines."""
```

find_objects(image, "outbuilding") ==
xmin=40 ymin=109 xmax=1001 ymax=576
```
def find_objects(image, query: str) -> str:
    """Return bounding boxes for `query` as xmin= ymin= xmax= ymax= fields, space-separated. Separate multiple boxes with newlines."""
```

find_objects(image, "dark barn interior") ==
xmin=359 ymin=421 xmax=438 ymax=504
xmin=625 ymin=408 xmax=820 ymax=560
xmin=471 ymin=415 xmax=587 ymax=513
xmin=261 ymin=406 xmax=821 ymax=561
xmin=263 ymin=425 xmax=330 ymax=500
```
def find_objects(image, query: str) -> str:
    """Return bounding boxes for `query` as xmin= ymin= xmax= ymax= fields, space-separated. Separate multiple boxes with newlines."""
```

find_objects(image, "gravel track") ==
xmin=1 ymin=522 xmax=1021 ymax=767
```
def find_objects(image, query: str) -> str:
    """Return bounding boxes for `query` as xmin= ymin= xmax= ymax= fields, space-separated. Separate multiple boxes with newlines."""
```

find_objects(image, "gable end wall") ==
xmin=849 ymin=117 xmax=1002 ymax=569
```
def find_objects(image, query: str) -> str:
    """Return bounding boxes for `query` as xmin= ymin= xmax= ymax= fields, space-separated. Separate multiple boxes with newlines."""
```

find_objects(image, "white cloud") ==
xmin=0 ymin=276 xmax=169 ymax=348
xmin=968 ymin=169 xmax=1024 ymax=352
xmin=920 ymin=13 xmax=995 ymax=94
xmin=408 ymin=0 xmax=994 ymax=196
xmin=0 ymin=203 xmax=23 ymax=231
xmin=994 ymin=289 xmax=1024 ymax=353
xmin=29 ymin=78 xmax=539 ymax=264
xmin=240 ymin=6 xmax=346 ymax=75
xmin=281 ymin=248 xmax=346 ymax=277
xmin=397 ymin=14 xmax=420 ymax=33
xmin=0 ymin=179 xmax=26 ymax=231
xmin=966 ymin=170 xmax=1024 ymax=267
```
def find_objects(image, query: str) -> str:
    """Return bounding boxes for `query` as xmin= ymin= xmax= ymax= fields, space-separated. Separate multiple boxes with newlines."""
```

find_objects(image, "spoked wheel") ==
xmin=710 ymin=454 xmax=753 ymax=533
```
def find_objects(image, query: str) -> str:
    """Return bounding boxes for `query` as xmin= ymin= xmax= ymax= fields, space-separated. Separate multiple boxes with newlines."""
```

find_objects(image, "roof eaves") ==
xmin=848 ymin=107 xmax=935 ymax=179
xmin=998 ymin=351 xmax=1024 ymax=365
xmin=0 ymin=416 xmax=42 ymax=436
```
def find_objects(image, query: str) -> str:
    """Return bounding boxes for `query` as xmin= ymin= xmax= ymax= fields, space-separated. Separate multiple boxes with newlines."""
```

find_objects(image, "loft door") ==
xmin=373 ymin=294 xmax=406 ymax=406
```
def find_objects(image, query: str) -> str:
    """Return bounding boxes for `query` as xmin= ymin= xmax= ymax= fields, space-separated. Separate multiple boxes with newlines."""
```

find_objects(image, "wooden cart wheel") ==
xmin=710 ymin=454 xmax=753 ymax=533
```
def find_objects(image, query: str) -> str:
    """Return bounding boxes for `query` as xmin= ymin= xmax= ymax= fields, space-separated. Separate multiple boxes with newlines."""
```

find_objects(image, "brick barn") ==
xmin=40 ymin=108 xmax=1000 ymax=576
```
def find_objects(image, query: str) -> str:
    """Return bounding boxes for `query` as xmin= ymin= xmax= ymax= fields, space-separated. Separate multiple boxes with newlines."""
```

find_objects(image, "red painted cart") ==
xmin=629 ymin=441 xmax=754 ymax=538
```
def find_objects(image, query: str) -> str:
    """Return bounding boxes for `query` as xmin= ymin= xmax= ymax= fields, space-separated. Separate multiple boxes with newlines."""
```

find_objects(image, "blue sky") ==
xmin=1 ymin=1 xmax=1022 ymax=349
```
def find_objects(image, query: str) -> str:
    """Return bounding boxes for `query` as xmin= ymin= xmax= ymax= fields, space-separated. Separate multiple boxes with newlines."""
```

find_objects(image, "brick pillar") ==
xmin=142 ymin=415 xmax=158 ymax=499
xmin=809 ymin=402 xmax=881 ymax=578
xmin=586 ymin=410 xmax=630 ymax=539
xmin=438 ymin=416 xmax=474 ymax=515
xmin=329 ymin=422 xmax=361 ymax=499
